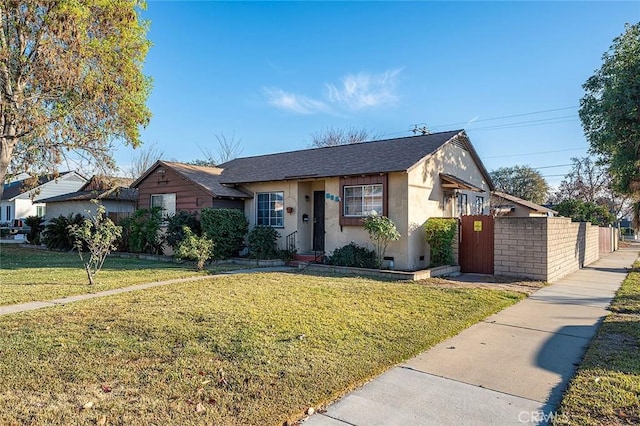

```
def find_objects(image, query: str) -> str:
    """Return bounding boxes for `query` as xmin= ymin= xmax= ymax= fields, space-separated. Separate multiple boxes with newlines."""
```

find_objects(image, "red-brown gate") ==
xmin=459 ymin=215 xmax=494 ymax=274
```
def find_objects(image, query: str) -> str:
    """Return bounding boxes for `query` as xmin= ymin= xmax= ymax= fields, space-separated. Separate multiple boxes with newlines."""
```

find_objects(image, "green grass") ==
xmin=0 ymin=246 xmax=242 ymax=306
xmin=554 ymin=263 xmax=640 ymax=425
xmin=0 ymin=272 xmax=524 ymax=425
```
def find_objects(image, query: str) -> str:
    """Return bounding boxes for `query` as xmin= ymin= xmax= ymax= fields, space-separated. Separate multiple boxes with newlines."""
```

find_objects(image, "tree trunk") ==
xmin=85 ymin=263 xmax=94 ymax=285
xmin=0 ymin=136 xmax=16 ymax=200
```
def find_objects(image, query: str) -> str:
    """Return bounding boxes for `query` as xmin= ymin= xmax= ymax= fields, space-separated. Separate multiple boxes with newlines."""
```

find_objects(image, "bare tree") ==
xmin=551 ymin=156 xmax=631 ymax=221
xmin=309 ymin=126 xmax=380 ymax=148
xmin=125 ymin=143 xmax=164 ymax=179
xmin=192 ymin=133 xmax=243 ymax=167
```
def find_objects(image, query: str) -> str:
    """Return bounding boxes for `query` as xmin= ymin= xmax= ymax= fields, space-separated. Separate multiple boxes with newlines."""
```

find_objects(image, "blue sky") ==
xmin=114 ymin=1 xmax=639 ymax=188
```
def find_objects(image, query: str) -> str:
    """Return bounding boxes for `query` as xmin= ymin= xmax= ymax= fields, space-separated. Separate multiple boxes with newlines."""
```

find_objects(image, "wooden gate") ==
xmin=459 ymin=215 xmax=494 ymax=274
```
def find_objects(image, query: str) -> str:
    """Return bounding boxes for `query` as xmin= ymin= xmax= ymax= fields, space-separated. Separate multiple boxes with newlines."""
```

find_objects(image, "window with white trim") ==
xmin=5 ymin=205 xmax=11 ymax=221
xmin=151 ymin=193 xmax=176 ymax=218
xmin=257 ymin=192 xmax=284 ymax=227
xmin=36 ymin=205 xmax=46 ymax=218
xmin=344 ymin=184 xmax=383 ymax=217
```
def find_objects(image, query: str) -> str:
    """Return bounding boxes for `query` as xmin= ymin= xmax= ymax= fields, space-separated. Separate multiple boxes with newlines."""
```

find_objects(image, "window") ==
xmin=257 ymin=192 xmax=284 ymax=227
xmin=457 ymin=193 xmax=468 ymax=217
xmin=151 ymin=193 xmax=176 ymax=218
xmin=474 ymin=196 xmax=484 ymax=215
xmin=36 ymin=205 xmax=46 ymax=218
xmin=344 ymin=184 xmax=383 ymax=217
xmin=5 ymin=205 xmax=11 ymax=221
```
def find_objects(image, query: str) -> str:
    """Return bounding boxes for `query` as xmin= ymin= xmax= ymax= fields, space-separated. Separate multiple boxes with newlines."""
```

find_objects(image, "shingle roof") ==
xmin=38 ymin=187 xmax=138 ymax=203
xmin=492 ymin=191 xmax=558 ymax=214
xmin=218 ymin=130 xmax=466 ymax=184
xmin=135 ymin=161 xmax=252 ymax=199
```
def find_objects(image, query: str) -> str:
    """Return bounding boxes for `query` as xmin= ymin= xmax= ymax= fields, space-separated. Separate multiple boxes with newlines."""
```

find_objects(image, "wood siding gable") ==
xmin=135 ymin=164 xmax=214 ymax=212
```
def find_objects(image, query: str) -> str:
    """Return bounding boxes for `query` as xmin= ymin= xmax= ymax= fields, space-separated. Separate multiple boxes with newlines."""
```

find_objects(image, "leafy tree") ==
xmin=550 ymin=156 xmax=631 ymax=220
xmin=554 ymin=199 xmax=615 ymax=226
xmin=362 ymin=215 xmax=400 ymax=268
xmin=0 ymin=1 xmax=152 ymax=199
xmin=174 ymin=226 xmax=214 ymax=271
xmin=580 ymin=23 xmax=640 ymax=196
xmin=69 ymin=204 xmax=122 ymax=285
xmin=309 ymin=126 xmax=379 ymax=148
xmin=490 ymin=165 xmax=550 ymax=204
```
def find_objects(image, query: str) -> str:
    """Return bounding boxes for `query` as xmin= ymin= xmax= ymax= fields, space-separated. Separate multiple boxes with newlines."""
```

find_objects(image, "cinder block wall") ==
xmin=494 ymin=217 xmax=547 ymax=281
xmin=585 ymin=224 xmax=600 ymax=265
xmin=494 ymin=217 xmax=600 ymax=282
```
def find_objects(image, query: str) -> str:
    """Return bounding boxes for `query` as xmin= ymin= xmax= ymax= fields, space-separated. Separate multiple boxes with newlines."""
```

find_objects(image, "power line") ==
xmin=425 ymin=106 xmax=578 ymax=130
xmin=533 ymin=164 xmax=572 ymax=169
xmin=468 ymin=116 xmax=577 ymax=132
xmin=484 ymin=147 xmax=587 ymax=159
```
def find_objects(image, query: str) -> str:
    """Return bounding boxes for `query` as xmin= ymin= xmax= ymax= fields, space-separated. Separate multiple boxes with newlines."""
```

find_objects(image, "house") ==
xmin=223 ymin=129 xmax=492 ymax=270
xmin=38 ymin=176 xmax=138 ymax=223
xmin=131 ymin=161 xmax=252 ymax=217
xmin=1 ymin=171 xmax=87 ymax=223
xmin=132 ymin=130 xmax=492 ymax=270
xmin=491 ymin=191 xmax=557 ymax=217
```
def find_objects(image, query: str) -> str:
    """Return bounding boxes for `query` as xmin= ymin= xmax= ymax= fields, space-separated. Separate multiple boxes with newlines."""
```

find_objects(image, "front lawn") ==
xmin=554 ymin=262 xmax=640 ymax=425
xmin=0 ymin=272 xmax=524 ymax=425
xmin=0 ymin=245 xmax=240 ymax=306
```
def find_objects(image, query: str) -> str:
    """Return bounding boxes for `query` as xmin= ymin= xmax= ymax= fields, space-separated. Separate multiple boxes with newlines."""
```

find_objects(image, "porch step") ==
xmin=288 ymin=252 xmax=325 ymax=266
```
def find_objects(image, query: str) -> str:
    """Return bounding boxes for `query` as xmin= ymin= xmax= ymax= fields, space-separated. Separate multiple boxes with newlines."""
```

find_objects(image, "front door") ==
xmin=313 ymin=191 xmax=325 ymax=252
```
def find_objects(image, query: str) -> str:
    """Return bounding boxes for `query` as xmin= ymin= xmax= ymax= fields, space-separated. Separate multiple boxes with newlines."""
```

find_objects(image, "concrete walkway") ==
xmin=304 ymin=248 xmax=639 ymax=426
xmin=0 ymin=266 xmax=296 ymax=316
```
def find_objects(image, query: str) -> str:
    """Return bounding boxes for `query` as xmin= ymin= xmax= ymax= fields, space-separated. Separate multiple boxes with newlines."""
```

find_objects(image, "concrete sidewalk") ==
xmin=304 ymin=249 xmax=639 ymax=426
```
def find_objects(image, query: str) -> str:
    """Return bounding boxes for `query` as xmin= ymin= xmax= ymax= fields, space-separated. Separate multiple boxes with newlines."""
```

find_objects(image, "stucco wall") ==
xmin=241 ymin=180 xmax=301 ymax=248
xmin=494 ymin=217 xmax=600 ymax=282
xmin=406 ymin=141 xmax=491 ymax=270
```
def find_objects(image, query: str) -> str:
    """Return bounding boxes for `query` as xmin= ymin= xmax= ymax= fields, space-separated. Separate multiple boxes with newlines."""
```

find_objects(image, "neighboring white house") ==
xmin=38 ymin=175 xmax=137 ymax=223
xmin=1 ymin=172 xmax=87 ymax=223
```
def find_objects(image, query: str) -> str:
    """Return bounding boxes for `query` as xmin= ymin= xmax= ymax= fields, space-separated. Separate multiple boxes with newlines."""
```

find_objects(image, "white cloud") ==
xmin=263 ymin=68 xmax=401 ymax=115
xmin=325 ymin=69 xmax=401 ymax=110
xmin=263 ymin=88 xmax=330 ymax=115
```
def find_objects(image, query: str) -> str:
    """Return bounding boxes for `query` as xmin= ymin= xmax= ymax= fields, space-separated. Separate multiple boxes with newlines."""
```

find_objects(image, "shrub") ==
xmin=69 ymin=204 xmax=122 ymax=285
xmin=120 ymin=207 xmax=165 ymax=254
xmin=327 ymin=242 xmax=378 ymax=269
xmin=24 ymin=216 xmax=45 ymax=245
xmin=174 ymin=226 xmax=214 ymax=271
xmin=247 ymin=225 xmax=280 ymax=260
xmin=43 ymin=213 xmax=85 ymax=250
xmin=424 ymin=218 xmax=458 ymax=267
xmin=200 ymin=208 xmax=248 ymax=260
xmin=166 ymin=211 xmax=201 ymax=250
xmin=362 ymin=215 xmax=400 ymax=267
